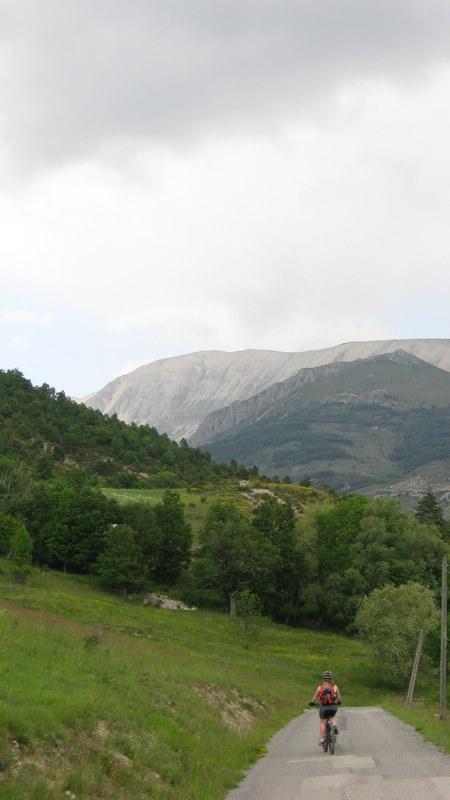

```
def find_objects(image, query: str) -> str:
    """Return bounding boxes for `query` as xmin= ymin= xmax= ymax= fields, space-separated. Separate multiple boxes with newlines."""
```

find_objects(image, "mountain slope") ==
xmin=0 ymin=369 xmax=228 ymax=488
xmin=195 ymin=351 xmax=450 ymax=507
xmin=81 ymin=339 xmax=450 ymax=441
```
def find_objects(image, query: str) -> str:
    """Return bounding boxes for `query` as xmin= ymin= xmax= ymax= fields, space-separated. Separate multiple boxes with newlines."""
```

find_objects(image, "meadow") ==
xmin=103 ymin=487 xmax=213 ymax=537
xmin=102 ymin=482 xmax=329 ymax=537
xmin=0 ymin=558 xmax=448 ymax=800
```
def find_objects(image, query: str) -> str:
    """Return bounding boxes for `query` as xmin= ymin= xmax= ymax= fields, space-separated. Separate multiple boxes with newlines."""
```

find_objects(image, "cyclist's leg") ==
xmin=329 ymin=706 xmax=339 ymax=732
xmin=322 ymin=709 xmax=333 ymax=742
xmin=318 ymin=706 xmax=327 ymax=742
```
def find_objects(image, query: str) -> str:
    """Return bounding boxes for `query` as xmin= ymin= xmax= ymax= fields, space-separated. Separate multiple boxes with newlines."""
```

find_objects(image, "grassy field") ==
xmin=102 ymin=482 xmax=330 ymax=536
xmin=103 ymin=487 xmax=213 ymax=536
xmin=0 ymin=559 xmax=448 ymax=799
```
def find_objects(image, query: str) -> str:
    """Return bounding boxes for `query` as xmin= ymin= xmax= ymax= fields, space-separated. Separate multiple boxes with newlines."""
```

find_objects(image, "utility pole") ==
xmin=407 ymin=628 xmax=424 ymax=706
xmin=440 ymin=555 xmax=447 ymax=719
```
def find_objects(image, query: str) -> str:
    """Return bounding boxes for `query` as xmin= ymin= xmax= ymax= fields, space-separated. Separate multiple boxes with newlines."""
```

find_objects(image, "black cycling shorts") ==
xmin=319 ymin=704 xmax=338 ymax=719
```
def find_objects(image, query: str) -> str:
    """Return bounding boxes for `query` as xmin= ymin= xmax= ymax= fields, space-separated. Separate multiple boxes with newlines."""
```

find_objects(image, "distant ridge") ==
xmin=81 ymin=339 xmax=450 ymax=441
xmin=191 ymin=349 xmax=449 ymax=446
xmin=195 ymin=350 xmax=450 ymax=509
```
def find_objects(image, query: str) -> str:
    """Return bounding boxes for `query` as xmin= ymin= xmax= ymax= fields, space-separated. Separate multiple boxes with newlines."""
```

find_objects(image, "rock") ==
xmin=143 ymin=593 xmax=197 ymax=611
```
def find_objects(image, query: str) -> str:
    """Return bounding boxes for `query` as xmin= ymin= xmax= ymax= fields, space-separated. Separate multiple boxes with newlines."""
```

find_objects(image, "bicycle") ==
xmin=322 ymin=715 xmax=336 ymax=754
xmin=308 ymin=702 xmax=339 ymax=755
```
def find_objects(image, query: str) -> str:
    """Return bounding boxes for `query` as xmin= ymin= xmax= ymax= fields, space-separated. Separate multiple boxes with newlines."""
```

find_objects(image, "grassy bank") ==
xmin=0 ymin=560 xmax=448 ymax=799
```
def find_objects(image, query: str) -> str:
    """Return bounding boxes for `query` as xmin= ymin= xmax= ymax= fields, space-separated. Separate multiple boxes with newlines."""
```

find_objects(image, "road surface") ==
xmin=225 ymin=707 xmax=450 ymax=799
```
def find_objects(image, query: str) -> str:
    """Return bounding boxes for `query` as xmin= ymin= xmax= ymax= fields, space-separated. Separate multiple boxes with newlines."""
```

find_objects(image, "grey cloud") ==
xmin=2 ymin=0 xmax=450 ymax=169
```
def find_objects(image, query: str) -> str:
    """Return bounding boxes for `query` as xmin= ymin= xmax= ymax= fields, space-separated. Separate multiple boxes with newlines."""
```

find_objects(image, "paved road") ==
xmin=225 ymin=707 xmax=450 ymax=799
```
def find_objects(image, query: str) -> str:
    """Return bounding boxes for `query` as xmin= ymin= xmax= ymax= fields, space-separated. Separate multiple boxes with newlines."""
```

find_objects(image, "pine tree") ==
xmin=414 ymin=491 xmax=445 ymax=528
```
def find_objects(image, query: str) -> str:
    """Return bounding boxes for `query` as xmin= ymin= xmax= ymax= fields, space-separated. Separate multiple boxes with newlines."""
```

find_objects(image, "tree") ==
xmin=414 ymin=491 xmax=446 ymax=529
xmin=251 ymin=496 xmax=300 ymax=622
xmin=120 ymin=501 xmax=159 ymax=573
xmin=152 ymin=490 xmax=193 ymax=584
xmin=233 ymin=590 xmax=264 ymax=648
xmin=311 ymin=495 xmax=368 ymax=625
xmin=354 ymin=582 xmax=439 ymax=687
xmin=315 ymin=494 xmax=368 ymax=574
xmin=348 ymin=498 xmax=446 ymax=595
xmin=10 ymin=523 xmax=33 ymax=583
xmin=0 ymin=457 xmax=34 ymax=517
xmin=194 ymin=502 xmax=279 ymax=614
xmin=304 ymin=495 xmax=445 ymax=627
xmin=24 ymin=478 xmax=119 ymax=572
xmin=96 ymin=525 xmax=146 ymax=595
xmin=0 ymin=512 xmax=20 ymax=557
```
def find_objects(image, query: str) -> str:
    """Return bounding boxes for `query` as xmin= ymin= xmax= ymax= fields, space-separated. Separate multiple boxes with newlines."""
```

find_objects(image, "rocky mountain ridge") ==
xmin=190 ymin=361 xmax=344 ymax=446
xmin=82 ymin=339 xmax=450 ymax=442
xmin=199 ymin=350 xmax=450 ymax=509
xmin=191 ymin=349 xmax=442 ymax=446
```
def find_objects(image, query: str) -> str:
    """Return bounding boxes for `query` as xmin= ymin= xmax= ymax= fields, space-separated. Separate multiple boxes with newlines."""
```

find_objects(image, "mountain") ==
xmin=194 ymin=350 xmax=450 ymax=509
xmin=81 ymin=339 xmax=450 ymax=441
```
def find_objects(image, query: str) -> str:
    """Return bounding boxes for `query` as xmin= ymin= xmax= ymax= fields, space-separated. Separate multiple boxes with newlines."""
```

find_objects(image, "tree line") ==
xmin=0 ymin=462 xmax=192 ymax=591
xmin=193 ymin=490 xmax=448 ymax=627
xmin=3 ymin=452 xmax=446 ymax=631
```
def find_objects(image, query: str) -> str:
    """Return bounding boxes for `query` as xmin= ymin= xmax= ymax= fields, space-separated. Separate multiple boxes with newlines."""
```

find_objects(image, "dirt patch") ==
xmin=94 ymin=719 xmax=109 ymax=743
xmin=191 ymin=683 xmax=267 ymax=733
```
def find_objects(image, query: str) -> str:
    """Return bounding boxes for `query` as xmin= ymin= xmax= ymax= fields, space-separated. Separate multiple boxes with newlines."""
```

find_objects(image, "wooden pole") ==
xmin=406 ymin=628 xmax=424 ymax=705
xmin=440 ymin=555 xmax=447 ymax=719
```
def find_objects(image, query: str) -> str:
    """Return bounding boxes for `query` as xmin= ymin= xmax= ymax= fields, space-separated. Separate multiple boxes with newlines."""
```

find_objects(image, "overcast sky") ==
xmin=1 ymin=0 xmax=450 ymax=398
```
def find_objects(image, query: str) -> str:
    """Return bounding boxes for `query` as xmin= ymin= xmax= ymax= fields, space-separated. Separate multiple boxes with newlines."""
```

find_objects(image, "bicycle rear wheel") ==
xmin=328 ymin=723 xmax=335 ymax=755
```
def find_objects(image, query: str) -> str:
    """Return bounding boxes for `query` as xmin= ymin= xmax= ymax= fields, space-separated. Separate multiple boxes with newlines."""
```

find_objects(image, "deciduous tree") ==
xmin=194 ymin=502 xmax=279 ymax=614
xmin=252 ymin=496 xmax=300 ymax=622
xmin=10 ymin=523 xmax=33 ymax=583
xmin=96 ymin=525 xmax=146 ymax=595
xmin=355 ymin=582 xmax=439 ymax=687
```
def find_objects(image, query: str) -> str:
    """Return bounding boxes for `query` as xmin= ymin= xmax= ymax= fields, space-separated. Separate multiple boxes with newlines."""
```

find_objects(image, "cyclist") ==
xmin=310 ymin=670 xmax=341 ymax=745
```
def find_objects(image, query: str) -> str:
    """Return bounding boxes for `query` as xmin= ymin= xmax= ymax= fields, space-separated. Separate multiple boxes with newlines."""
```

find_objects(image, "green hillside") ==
xmin=0 ymin=369 xmax=259 ymax=488
xmin=1 ymin=365 xmax=447 ymax=628
xmin=1 ymin=366 xmax=450 ymax=798
xmin=0 ymin=561 xmax=448 ymax=800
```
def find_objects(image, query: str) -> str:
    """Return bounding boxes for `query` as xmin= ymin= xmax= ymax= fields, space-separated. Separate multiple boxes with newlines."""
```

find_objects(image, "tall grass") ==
xmin=0 ymin=559 xmax=448 ymax=799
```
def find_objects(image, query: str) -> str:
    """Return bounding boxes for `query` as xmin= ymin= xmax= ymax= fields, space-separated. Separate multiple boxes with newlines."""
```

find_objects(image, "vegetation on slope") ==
xmin=202 ymin=354 xmax=450 ymax=494
xmin=1 ymin=368 xmax=450 ymax=797
xmin=0 ymin=369 xmax=262 ymax=489
xmin=1 ymin=561 xmax=449 ymax=800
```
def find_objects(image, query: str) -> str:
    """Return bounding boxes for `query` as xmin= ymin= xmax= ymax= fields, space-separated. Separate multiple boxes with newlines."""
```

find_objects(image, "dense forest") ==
xmin=1 ymin=369 xmax=449 ymax=639
xmin=0 ymin=369 xmax=263 ymax=487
